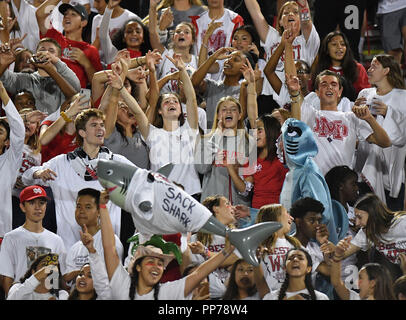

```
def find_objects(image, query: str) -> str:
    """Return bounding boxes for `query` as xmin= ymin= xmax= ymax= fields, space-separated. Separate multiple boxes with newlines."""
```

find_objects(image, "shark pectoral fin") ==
xmin=157 ymin=163 xmax=174 ymax=178
xmin=228 ymin=222 xmax=283 ymax=266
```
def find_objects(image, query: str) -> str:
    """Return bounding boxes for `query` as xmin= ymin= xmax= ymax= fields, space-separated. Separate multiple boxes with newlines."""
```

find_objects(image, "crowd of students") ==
xmin=0 ymin=0 xmax=405 ymax=301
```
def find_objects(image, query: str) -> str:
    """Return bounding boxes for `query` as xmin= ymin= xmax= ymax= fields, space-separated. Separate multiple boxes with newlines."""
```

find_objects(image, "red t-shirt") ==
xmin=40 ymin=120 xmax=78 ymax=164
xmin=42 ymin=28 xmax=103 ymax=88
xmin=248 ymin=157 xmax=288 ymax=209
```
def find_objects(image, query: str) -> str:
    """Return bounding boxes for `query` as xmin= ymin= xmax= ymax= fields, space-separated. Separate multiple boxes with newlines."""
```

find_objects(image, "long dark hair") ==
xmin=232 ymin=24 xmax=265 ymax=59
xmin=315 ymin=31 xmax=358 ymax=83
xmin=222 ymin=259 xmax=257 ymax=300
xmin=354 ymin=193 xmax=406 ymax=247
xmin=20 ymin=253 xmax=63 ymax=298
xmin=152 ymin=93 xmax=185 ymax=128
xmin=68 ymin=263 xmax=97 ymax=300
xmin=257 ymin=114 xmax=281 ymax=162
xmin=362 ymin=263 xmax=395 ymax=300
xmin=112 ymin=18 xmax=152 ymax=55
xmin=313 ymin=31 xmax=358 ymax=100
xmin=278 ymin=248 xmax=317 ymax=300
xmin=129 ymin=257 xmax=160 ymax=300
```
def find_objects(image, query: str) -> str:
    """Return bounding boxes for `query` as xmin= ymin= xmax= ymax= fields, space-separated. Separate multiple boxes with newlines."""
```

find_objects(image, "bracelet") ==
xmin=99 ymin=204 xmax=107 ymax=209
xmin=290 ymin=91 xmax=300 ymax=98
xmin=221 ymin=249 xmax=232 ymax=258
xmin=60 ymin=111 xmax=73 ymax=123
xmin=332 ymin=255 xmax=342 ymax=263
xmin=118 ymin=84 xmax=125 ymax=91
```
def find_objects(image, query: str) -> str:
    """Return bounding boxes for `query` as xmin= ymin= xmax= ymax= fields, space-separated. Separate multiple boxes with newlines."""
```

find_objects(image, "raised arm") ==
xmin=105 ymin=61 xmax=150 ymax=140
xmin=148 ymin=0 xmax=165 ymax=54
xmin=167 ymin=54 xmax=198 ymax=129
xmin=99 ymin=82 xmax=118 ymax=138
xmin=36 ymin=0 xmax=61 ymax=36
xmin=243 ymin=0 xmax=270 ymax=43
xmin=39 ymin=95 xmax=87 ymax=146
xmin=34 ymin=51 xmax=80 ymax=98
xmin=98 ymin=190 xmax=120 ymax=281
xmin=191 ymin=47 xmax=234 ymax=94
xmin=184 ymin=239 xmax=235 ymax=297
xmin=198 ymin=20 xmax=222 ymax=71
xmin=99 ymin=4 xmax=117 ymax=65
xmin=296 ymin=0 xmax=313 ymax=41
xmin=285 ymin=73 xmax=303 ymax=120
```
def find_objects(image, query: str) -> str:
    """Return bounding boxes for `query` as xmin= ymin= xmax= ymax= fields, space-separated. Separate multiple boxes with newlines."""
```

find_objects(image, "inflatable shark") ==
xmin=97 ymin=159 xmax=282 ymax=266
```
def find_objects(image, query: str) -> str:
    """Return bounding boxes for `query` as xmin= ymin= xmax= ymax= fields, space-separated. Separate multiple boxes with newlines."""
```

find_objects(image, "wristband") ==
xmin=290 ymin=91 xmax=300 ymax=98
xmin=60 ymin=111 xmax=73 ymax=123
xmin=99 ymin=204 xmax=107 ymax=209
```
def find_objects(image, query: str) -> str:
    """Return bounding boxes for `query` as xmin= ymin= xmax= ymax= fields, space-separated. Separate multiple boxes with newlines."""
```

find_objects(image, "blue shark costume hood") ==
xmin=279 ymin=118 xmax=343 ymax=245
xmin=281 ymin=118 xmax=318 ymax=169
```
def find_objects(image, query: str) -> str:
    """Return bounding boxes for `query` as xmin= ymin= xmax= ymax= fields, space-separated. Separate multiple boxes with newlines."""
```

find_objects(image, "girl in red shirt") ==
xmin=312 ymin=30 xmax=370 ymax=101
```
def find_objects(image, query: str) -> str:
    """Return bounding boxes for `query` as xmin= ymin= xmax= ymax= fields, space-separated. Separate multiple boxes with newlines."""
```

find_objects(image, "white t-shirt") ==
xmin=305 ymin=241 xmax=324 ymax=285
xmin=157 ymin=48 xmax=198 ymax=94
xmin=91 ymin=9 xmax=139 ymax=44
xmin=65 ymin=230 xmax=123 ymax=274
xmin=193 ymin=8 xmax=244 ymax=81
xmin=7 ymin=275 xmax=69 ymax=300
xmin=351 ymin=215 xmax=406 ymax=264
xmin=0 ymin=226 xmax=66 ymax=282
xmin=146 ymin=122 xmax=201 ymax=195
xmin=261 ymin=24 xmax=320 ymax=96
xmin=189 ymin=233 xmax=242 ymax=299
xmin=354 ymin=88 xmax=406 ymax=199
xmin=12 ymin=144 xmax=42 ymax=198
xmin=0 ymin=101 xmax=25 ymax=238
xmin=304 ymin=91 xmax=353 ymax=112
xmin=11 ymin=0 xmax=40 ymax=53
xmin=110 ymin=263 xmax=192 ymax=300
xmin=260 ymin=238 xmax=296 ymax=291
xmin=301 ymin=100 xmax=373 ymax=176
xmin=21 ymin=152 xmax=133 ymax=249
xmin=181 ymin=103 xmax=207 ymax=133
xmin=263 ymin=288 xmax=329 ymax=300
xmin=124 ymin=168 xmax=211 ymax=238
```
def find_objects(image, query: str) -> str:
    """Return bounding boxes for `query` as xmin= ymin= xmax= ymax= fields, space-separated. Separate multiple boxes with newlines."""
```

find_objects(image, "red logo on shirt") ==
xmin=313 ymin=116 xmax=349 ymax=141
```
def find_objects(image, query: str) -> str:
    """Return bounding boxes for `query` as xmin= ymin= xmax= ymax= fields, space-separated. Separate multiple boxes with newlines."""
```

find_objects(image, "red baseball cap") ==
xmin=19 ymin=185 xmax=48 ymax=203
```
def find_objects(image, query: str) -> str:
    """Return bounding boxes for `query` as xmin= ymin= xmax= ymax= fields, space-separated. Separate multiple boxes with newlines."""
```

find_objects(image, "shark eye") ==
xmin=287 ymin=126 xmax=302 ymax=137
xmin=106 ymin=169 xmax=113 ymax=176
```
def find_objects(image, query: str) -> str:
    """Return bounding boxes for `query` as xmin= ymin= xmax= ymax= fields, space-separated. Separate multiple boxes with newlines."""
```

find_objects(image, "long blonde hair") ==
xmin=204 ymin=96 xmax=254 ymax=166
xmin=255 ymin=204 xmax=301 ymax=255
xmin=276 ymin=1 xmax=300 ymax=36
xmin=20 ymin=108 xmax=41 ymax=155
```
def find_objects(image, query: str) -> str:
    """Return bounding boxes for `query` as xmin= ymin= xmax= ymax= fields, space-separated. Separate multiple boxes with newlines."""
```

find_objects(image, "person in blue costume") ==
xmin=279 ymin=118 xmax=338 ymax=245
